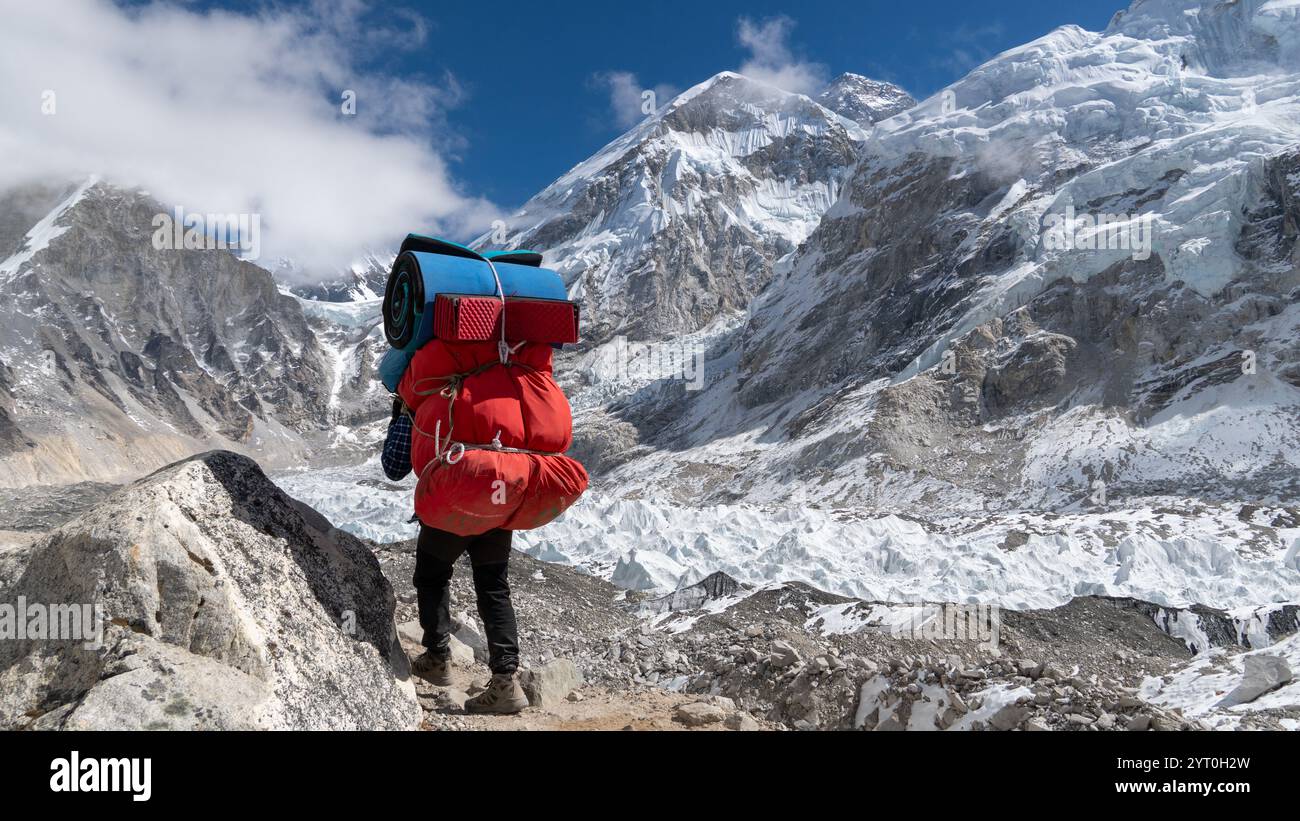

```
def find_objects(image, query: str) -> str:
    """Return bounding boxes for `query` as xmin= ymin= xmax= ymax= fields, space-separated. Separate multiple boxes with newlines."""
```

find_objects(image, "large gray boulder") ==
xmin=0 ymin=451 xmax=420 ymax=730
xmin=520 ymin=659 xmax=584 ymax=709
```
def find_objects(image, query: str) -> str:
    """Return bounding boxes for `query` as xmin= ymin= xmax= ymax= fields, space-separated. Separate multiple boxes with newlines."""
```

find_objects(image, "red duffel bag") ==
xmin=398 ymin=338 xmax=588 ymax=536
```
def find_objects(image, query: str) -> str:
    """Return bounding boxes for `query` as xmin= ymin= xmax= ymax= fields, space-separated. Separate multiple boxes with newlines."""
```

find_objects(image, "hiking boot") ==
xmin=464 ymin=672 xmax=529 ymax=714
xmin=411 ymin=651 xmax=453 ymax=686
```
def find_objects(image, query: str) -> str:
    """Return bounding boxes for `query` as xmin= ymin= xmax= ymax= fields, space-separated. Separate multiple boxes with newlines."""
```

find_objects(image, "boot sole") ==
xmin=464 ymin=697 xmax=530 ymax=715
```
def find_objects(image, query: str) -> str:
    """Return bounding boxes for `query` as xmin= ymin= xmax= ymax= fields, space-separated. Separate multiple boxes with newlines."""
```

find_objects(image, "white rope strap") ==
xmin=414 ymin=428 xmax=567 ymax=494
xmin=483 ymin=257 xmax=511 ymax=363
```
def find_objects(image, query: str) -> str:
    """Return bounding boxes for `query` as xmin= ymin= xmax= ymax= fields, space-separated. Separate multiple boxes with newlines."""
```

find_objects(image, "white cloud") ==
xmin=594 ymin=71 xmax=680 ymax=130
xmin=736 ymin=16 xmax=827 ymax=95
xmin=0 ymin=0 xmax=499 ymax=278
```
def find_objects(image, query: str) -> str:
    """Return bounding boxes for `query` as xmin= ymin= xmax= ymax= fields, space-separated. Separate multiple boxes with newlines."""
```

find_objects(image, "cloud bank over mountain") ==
xmin=0 ymin=0 xmax=498 ymax=276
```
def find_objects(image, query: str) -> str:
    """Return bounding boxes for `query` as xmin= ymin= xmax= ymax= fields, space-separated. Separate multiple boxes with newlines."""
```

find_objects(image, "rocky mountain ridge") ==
xmin=815 ymin=72 xmax=916 ymax=124
xmin=0 ymin=180 xmax=392 ymax=487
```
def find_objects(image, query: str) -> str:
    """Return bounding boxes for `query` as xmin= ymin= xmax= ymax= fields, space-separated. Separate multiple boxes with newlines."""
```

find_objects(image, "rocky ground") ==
xmin=374 ymin=539 xmax=1298 ymax=731
xmin=379 ymin=540 xmax=772 ymax=730
xmin=0 ymin=481 xmax=117 ymax=532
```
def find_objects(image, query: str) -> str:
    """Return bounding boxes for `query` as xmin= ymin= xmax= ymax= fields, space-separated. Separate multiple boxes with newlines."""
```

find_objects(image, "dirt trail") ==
xmin=404 ymin=632 xmax=767 ymax=731
xmin=419 ymin=682 xmax=745 ymax=731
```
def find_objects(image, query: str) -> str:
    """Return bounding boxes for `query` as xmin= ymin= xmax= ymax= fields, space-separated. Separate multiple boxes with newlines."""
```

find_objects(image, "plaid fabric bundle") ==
xmin=381 ymin=413 xmax=413 ymax=480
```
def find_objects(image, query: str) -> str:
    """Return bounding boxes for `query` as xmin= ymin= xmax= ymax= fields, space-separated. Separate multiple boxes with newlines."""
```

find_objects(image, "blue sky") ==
xmin=127 ymin=0 xmax=1126 ymax=249
xmin=369 ymin=0 xmax=1126 ymax=207
xmin=8 ymin=0 xmax=1128 ymax=267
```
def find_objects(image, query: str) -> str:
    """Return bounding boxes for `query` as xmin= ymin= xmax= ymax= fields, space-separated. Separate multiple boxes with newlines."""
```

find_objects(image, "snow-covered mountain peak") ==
xmin=488 ymin=70 xmax=866 ymax=343
xmin=280 ymin=249 xmax=395 ymax=303
xmin=550 ymin=0 xmax=1300 ymax=528
xmin=858 ymin=0 xmax=1300 ymax=308
xmin=815 ymin=72 xmax=916 ymax=124
xmin=667 ymin=70 xmax=830 ymax=113
xmin=524 ymin=71 xmax=862 ymax=211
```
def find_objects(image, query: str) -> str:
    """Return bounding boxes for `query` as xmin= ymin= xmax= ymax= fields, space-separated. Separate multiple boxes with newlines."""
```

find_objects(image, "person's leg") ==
xmin=465 ymin=529 xmax=519 ymax=675
xmin=412 ymin=525 xmax=470 ymax=658
xmin=463 ymin=529 xmax=528 ymax=714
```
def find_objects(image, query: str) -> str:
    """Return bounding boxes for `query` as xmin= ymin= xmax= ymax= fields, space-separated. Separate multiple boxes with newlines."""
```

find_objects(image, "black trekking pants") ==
xmin=412 ymin=525 xmax=519 ymax=675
